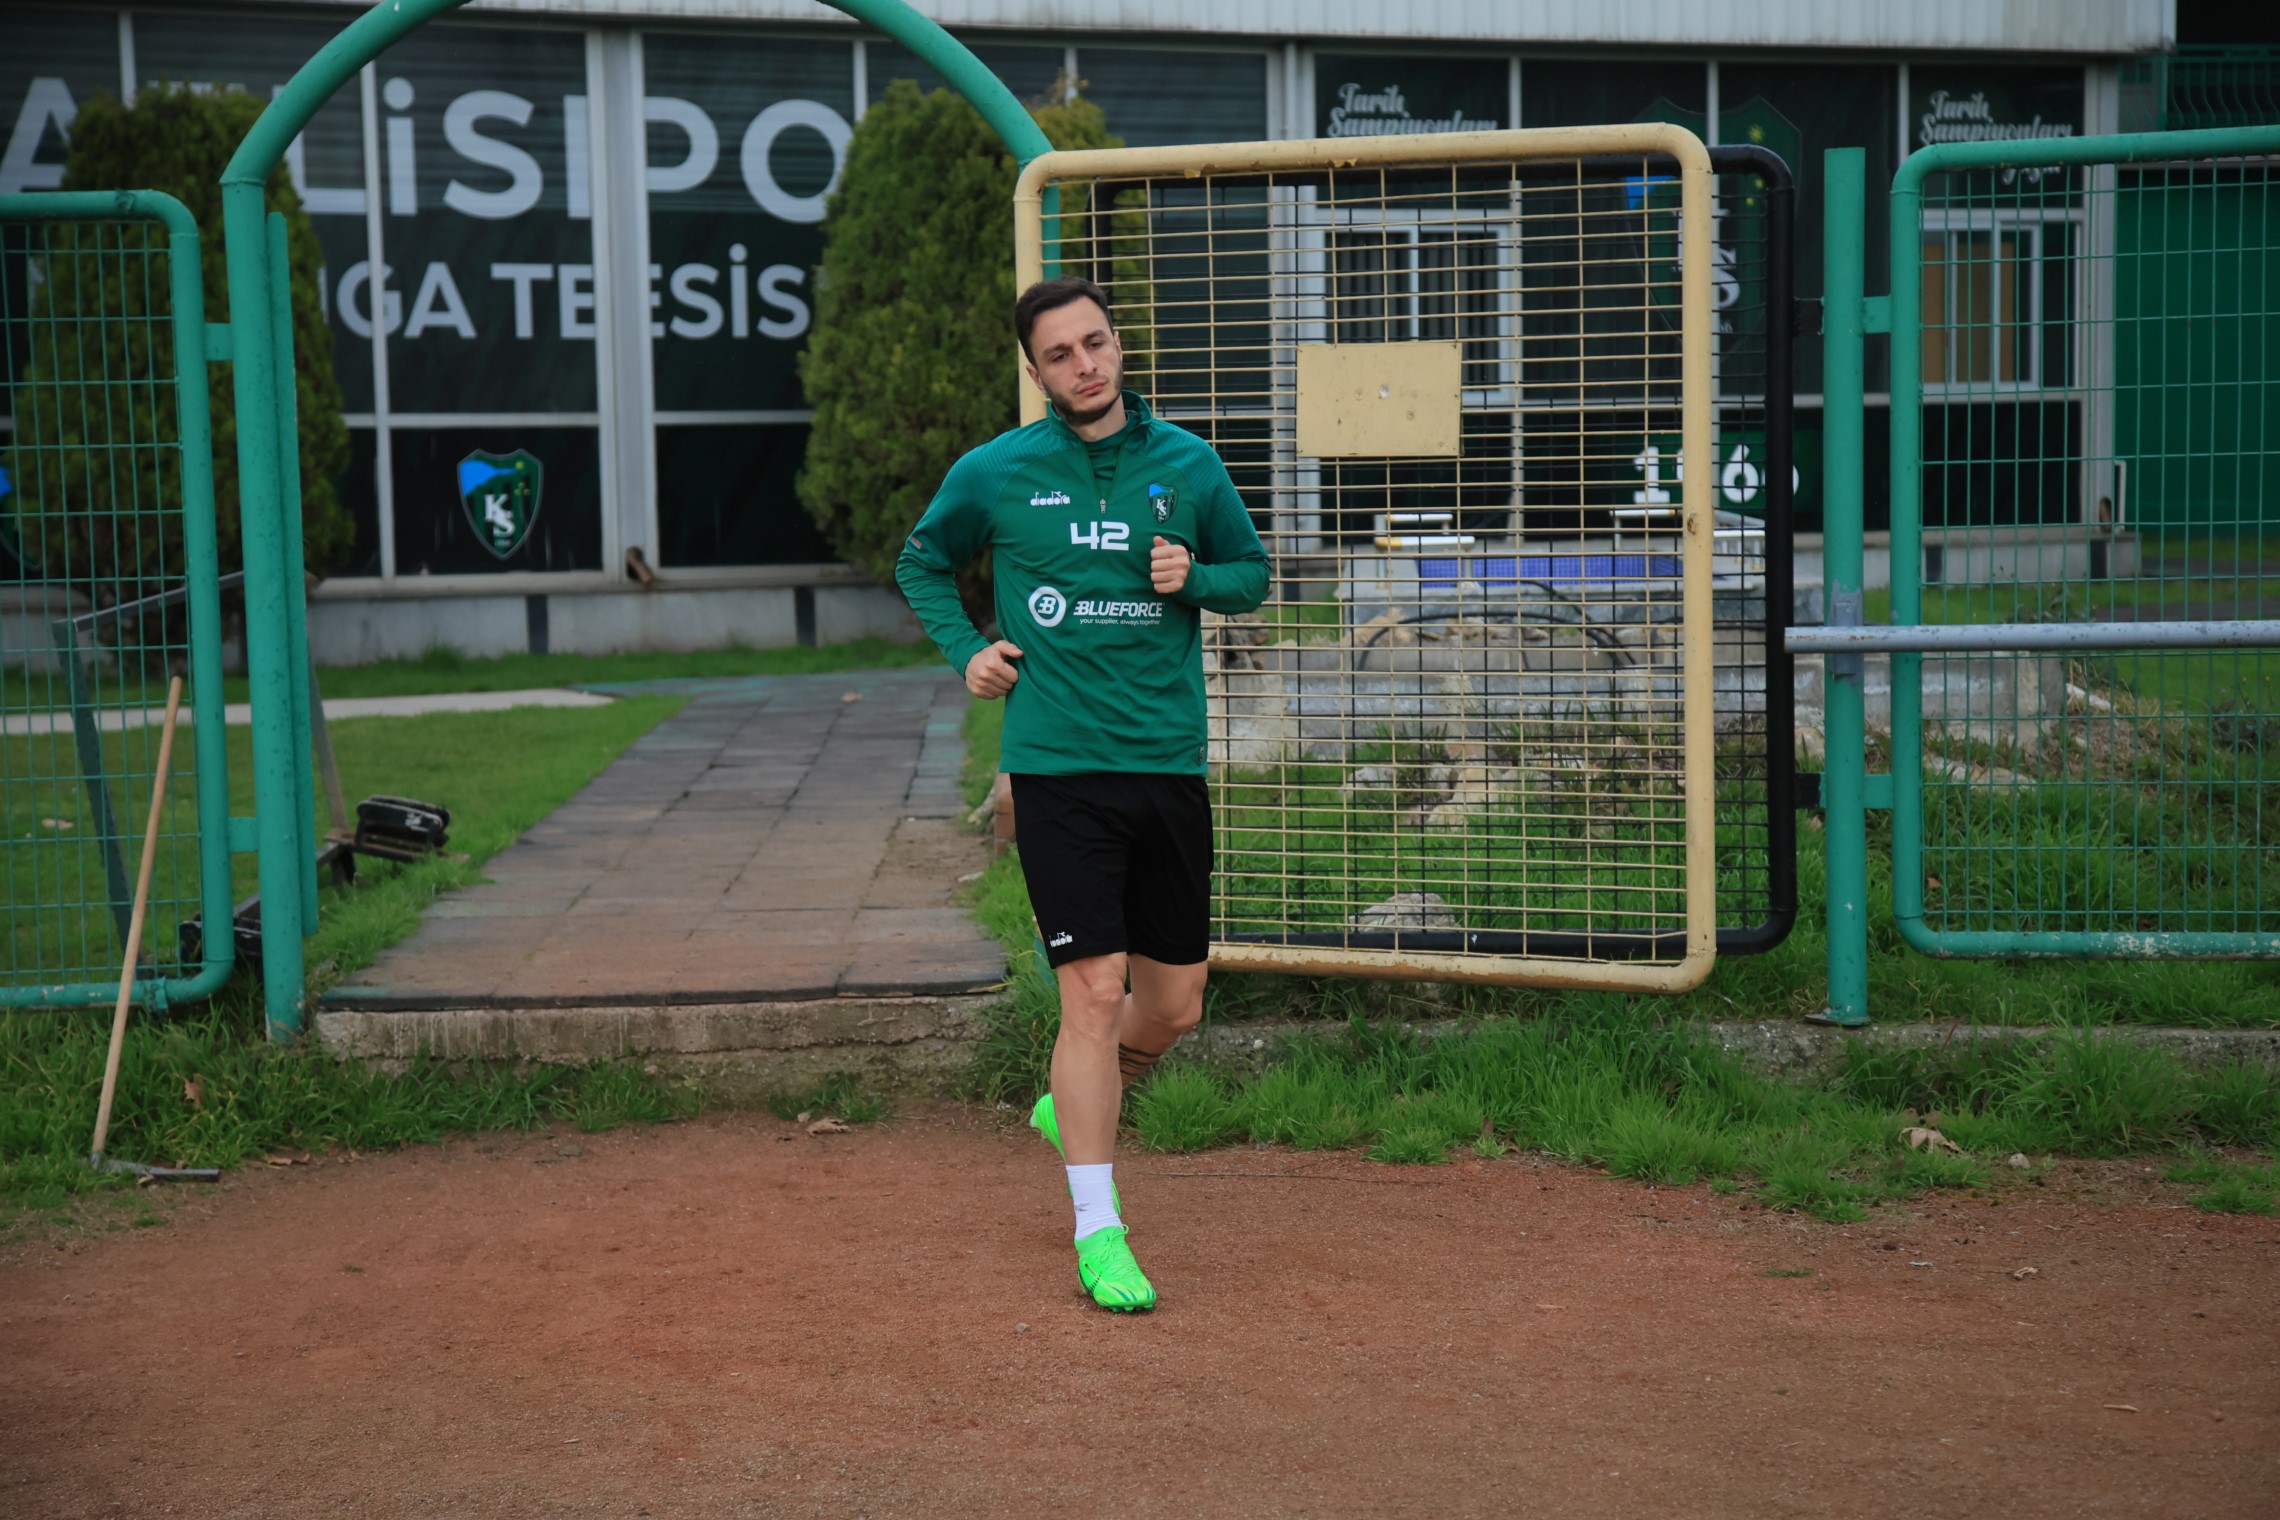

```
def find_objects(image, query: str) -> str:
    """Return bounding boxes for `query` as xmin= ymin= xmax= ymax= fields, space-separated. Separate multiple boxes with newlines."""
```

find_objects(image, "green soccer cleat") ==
xmin=1074 ymin=1226 xmax=1157 ymax=1312
xmin=1031 ymin=1092 xmax=1121 ymax=1209
xmin=1029 ymin=1091 xmax=1064 ymax=1157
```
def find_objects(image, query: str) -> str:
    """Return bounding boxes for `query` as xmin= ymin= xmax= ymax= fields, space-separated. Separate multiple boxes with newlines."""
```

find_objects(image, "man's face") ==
xmin=1024 ymin=297 xmax=1123 ymax=426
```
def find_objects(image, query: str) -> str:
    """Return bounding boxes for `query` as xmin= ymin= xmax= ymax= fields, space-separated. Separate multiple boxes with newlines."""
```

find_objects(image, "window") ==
xmin=1327 ymin=213 xmax=1514 ymax=393
xmin=1919 ymin=211 xmax=2076 ymax=391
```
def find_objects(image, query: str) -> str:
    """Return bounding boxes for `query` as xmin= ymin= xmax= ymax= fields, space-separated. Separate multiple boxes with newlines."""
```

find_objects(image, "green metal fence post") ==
xmin=170 ymin=209 xmax=236 ymax=994
xmin=269 ymin=211 xmax=320 ymax=930
xmin=1817 ymin=147 xmax=1872 ymax=1027
xmin=219 ymin=178 xmax=303 ymax=1040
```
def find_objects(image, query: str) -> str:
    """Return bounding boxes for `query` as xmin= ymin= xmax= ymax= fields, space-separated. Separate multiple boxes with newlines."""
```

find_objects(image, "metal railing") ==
xmin=1805 ymin=124 xmax=2280 ymax=1021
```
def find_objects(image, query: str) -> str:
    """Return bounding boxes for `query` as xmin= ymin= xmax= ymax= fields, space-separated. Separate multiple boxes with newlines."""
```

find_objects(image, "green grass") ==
xmin=2 ymin=636 xmax=936 ymax=711
xmin=764 ymin=1071 xmax=894 ymax=1126
xmin=0 ymin=1003 xmax=697 ymax=1231
xmin=953 ymin=690 xmax=2277 ymax=1215
xmin=1109 ymin=1013 xmax=2278 ymax=1221
xmin=2 ymin=690 xmax=701 ymax=1222
xmin=6 ymin=695 xmax=685 ymax=995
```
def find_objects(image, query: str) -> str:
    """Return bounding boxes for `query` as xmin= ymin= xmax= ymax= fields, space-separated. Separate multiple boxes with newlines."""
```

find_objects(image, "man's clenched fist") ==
xmin=1150 ymin=536 xmax=1192 ymax=594
xmin=964 ymin=639 xmax=1024 ymax=698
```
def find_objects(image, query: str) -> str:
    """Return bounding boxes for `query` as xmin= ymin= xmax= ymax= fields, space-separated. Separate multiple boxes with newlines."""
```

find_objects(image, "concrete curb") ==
xmin=315 ymin=993 xmax=998 ymax=1098
xmin=1168 ymin=1017 xmax=2280 ymax=1079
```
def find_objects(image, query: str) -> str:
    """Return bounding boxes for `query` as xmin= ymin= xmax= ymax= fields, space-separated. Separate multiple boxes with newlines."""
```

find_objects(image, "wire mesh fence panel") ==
xmin=1889 ymin=129 xmax=2280 ymax=955
xmin=0 ymin=194 xmax=234 ymax=1005
xmin=1017 ymin=127 xmax=1723 ymax=991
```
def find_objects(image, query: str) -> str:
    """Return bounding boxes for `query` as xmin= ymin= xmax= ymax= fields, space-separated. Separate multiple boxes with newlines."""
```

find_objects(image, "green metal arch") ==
xmin=214 ymin=0 xmax=1050 ymax=1038
xmin=221 ymin=0 xmax=1053 ymax=190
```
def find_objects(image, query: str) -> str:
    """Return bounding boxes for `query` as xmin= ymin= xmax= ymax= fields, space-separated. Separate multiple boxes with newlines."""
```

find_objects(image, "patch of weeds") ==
xmin=765 ymin=1072 xmax=891 ymax=1126
xmin=1239 ymin=1065 xmax=1376 ymax=1151
xmin=2186 ymin=1063 xmax=2280 ymax=1149
xmin=1761 ymin=1267 xmax=1814 ymax=1279
xmin=2166 ymin=1151 xmax=2280 ymax=1215
xmin=2190 ymin=1174 xmax=2279 ymax=1215
xmin=1888 ymin=1146 xmax=1989 ymax=1192
xmin=131 ymin=1214 xmax=166 ymax=1228
xmin=569 ymin=1062 xmax=696 ymax=1133
xmin=1596 ymin=1097 xmax=1740 ymax=1185
xmin=1367 ymin=1126 xmax=1454 ymax=1165
xmin=1133 ymin=1069 xmax=1243 ymax=1153
xmin=1747 ymin=1127 xmax=1871 ymax=1221
xmin=0 ymin=1007 xmax=696 ymax=1209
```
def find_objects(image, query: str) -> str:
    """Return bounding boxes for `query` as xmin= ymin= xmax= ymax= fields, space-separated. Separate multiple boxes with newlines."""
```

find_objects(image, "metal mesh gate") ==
xmin=1 ymin=192 xmax=235 ymax=1006
xmin=1886 ymin=127 xmax=2280 ymax=956
xmin=1017 ymin=126 xmax=1723 ymax=990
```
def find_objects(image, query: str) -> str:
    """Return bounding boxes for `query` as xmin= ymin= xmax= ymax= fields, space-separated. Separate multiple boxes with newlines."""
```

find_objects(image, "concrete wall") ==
xmin=307 ymin=583 xmax=920 ymax=665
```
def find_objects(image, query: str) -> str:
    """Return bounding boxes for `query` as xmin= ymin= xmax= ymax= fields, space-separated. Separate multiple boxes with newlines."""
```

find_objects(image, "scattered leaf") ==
xmin=806 ymin=1118 xmax=849 ymax=1135
xmin=2103 ymin=1404 xmax=2139 ymax=1413
xmin=39 ymin=818 xmax=73 ymax=830
xmin=1901 ymin=1126 xmax=1963 ymax=1155
xmin=2006 ymin=1153 xmax=2032 ymax=1170
xmin=1924 ymin=875 xmax=1942 ymax=892
xmin=794 ymin=1111 xmax=811 ymax=1125
xmin=183 ymin=1074 xmax=204 ymax=1110
xmin=841 ymin=691 xmax=863 ymax=703
xmin=1533 ymin=1303 xmax=1563 ymax=1310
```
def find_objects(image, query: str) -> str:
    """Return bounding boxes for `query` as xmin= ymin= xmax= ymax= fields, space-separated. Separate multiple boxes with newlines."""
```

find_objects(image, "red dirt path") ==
xmin=4 ymin=1106 xmax=2275 ymax=1519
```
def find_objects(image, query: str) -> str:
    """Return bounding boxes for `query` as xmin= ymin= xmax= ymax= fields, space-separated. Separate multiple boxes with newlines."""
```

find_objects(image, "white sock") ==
xmin=1067 ymin=1163 xmax=1122 ymax=1241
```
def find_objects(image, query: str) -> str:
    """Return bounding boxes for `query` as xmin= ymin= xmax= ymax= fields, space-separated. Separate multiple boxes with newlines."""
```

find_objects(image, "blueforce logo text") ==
xmin=1072 ymin=599 xmax=1164 ymax=623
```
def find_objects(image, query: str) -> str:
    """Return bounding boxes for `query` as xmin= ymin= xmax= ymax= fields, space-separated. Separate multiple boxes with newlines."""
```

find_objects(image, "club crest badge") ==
xmin=457 ymin=449 xmax=543 ymax=560
xmin=1148 ymin=482 xmax=1175 ymax=522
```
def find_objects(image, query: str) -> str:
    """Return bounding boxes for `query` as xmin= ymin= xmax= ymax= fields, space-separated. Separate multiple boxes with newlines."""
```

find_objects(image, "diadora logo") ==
xmin=1049 ymin=931 xmax=1073 ymax=948
xmin=1028 ymin=585 xmax=1068 ymax=628
xmin=1029 ymin=489 xmax=1073 ymax=507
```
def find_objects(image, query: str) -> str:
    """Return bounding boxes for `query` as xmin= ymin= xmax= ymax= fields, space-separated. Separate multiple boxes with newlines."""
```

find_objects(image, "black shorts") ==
xmin=1012 ymin=772 xmax=1212 ymax=969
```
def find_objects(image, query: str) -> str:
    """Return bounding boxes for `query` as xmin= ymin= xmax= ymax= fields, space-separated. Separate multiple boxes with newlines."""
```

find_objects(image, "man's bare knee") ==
xmin=1055 ymin=953 xmax=1128 ymax=1034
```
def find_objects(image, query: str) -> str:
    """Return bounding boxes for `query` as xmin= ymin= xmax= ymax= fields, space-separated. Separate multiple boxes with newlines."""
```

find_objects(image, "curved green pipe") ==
xmin=223 ymin=0 xmax=1052 ymax=190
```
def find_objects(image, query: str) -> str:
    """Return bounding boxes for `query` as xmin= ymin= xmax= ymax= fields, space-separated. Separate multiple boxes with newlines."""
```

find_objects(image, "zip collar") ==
xmin=1043 ymin=388 xmax=1153 ymax=447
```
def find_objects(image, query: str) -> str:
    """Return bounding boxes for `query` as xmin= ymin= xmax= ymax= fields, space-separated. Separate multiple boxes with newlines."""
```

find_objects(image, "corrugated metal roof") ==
xmin=406 ymin=0 xmax=2174 ymax=55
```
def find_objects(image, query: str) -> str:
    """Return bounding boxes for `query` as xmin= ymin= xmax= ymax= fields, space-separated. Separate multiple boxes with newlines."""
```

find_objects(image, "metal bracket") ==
xmin=1861 ymin=295 xmax=1892 ymax=334
xmin=1864 ymin=773 xmax=1894 ymax=811
xmin=1826 ymin=588 xmax=1865 ymax=679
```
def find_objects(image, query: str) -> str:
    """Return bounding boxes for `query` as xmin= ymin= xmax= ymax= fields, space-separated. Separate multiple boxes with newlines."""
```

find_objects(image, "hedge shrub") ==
xmin=796 ymin=82 xmax=1120 ymax=623
xmin=6 ymin=84 xmax=352 ymax=598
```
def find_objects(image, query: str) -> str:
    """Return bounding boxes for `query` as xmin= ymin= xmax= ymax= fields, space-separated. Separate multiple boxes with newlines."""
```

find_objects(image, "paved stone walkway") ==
xmin=326 ymin=667 xmax=1003 ymax=1010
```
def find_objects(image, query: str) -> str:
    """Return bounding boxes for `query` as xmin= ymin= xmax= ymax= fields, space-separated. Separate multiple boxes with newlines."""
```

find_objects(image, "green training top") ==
xmin=895 ymin=391 xmax=1270 ymax=776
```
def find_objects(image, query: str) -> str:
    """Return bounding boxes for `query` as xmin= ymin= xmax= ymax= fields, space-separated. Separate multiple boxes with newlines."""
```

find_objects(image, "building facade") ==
xmin=0 ymin=0 xmax=2231 ymax=658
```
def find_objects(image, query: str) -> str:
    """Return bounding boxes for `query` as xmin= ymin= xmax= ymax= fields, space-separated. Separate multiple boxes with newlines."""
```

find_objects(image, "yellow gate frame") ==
xmin=1014 ymin=125 xmax=1717 ymax=993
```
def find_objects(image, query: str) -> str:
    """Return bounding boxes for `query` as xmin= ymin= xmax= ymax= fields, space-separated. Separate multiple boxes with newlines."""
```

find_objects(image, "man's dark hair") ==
xmin=1015 ymin=276 xmax=1115 ymax=361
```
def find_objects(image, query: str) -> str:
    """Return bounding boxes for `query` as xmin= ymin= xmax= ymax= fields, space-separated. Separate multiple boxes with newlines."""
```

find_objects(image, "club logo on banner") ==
xmin=457 ymin=449 xmax=544 ymax=559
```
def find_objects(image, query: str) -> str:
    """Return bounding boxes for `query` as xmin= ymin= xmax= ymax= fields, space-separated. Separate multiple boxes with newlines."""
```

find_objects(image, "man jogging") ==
xmin=896 ymin=276 xmax=1269 ymax=1311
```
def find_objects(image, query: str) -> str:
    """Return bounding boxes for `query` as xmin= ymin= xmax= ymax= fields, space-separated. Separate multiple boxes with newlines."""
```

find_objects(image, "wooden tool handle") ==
xmin=90 ymin=675 xmax=186 ymax=1167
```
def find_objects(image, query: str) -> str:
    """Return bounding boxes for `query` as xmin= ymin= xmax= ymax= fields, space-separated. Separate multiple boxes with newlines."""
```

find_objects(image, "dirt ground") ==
xmin=3 ymin=1106 xmax=2275 ymax=1520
